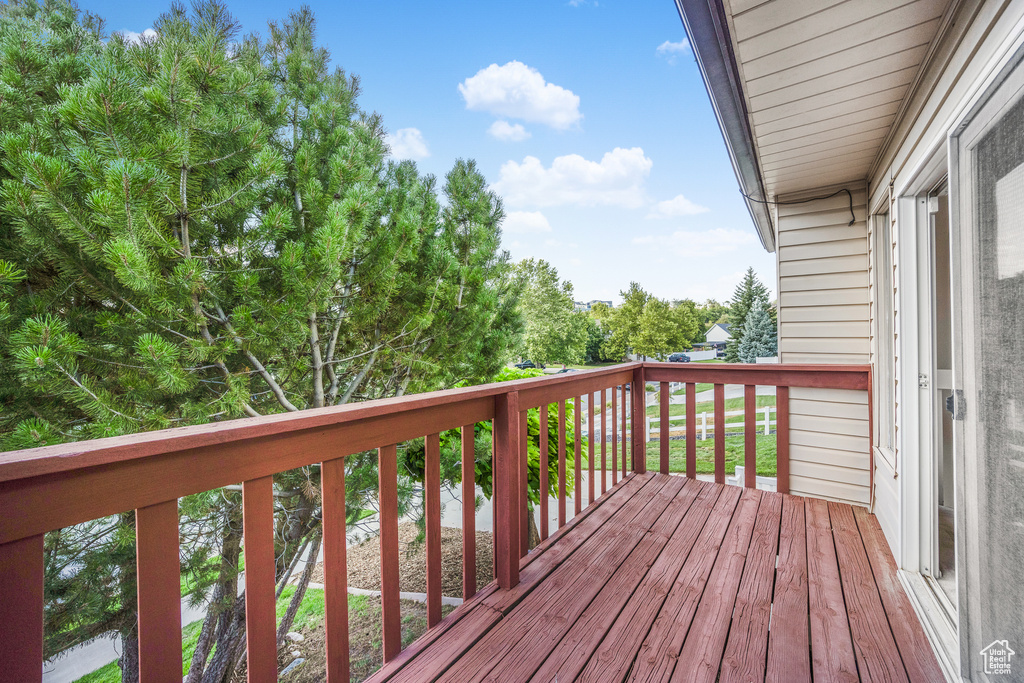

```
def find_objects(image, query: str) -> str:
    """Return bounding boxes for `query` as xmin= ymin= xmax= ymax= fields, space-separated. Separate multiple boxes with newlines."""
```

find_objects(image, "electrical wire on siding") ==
xmin=742 ymin=188 xmax=857 ymax=226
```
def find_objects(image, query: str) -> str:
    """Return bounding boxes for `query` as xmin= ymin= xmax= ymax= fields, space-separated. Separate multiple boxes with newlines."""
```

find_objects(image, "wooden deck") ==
xmin=366 ymin=472 xmax=944 ymax=683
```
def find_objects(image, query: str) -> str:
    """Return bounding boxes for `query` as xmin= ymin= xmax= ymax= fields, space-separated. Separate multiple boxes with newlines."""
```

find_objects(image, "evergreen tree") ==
xmin=738 ymin=301 xmax=777 ymax=362
xmin=0 ymin=4 xmax=520 ymax=681
xmin=724 ymin=267 xmax=771 ymax=362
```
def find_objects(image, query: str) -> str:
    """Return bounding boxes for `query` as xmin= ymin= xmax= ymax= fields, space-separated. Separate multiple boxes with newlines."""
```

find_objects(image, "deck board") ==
xmin=720 ymin=490 xmax=782 ymax=683
xmin=364 ymin=473 xmax=942 ymax=683
xmin=766 ymin=495 xmax=811 ymax=682
xmin=532 ymin=481 xmax=720 ymax=683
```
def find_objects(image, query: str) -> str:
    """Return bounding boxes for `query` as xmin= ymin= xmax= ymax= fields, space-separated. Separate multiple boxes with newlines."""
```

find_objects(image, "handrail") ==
xmin=0 ymin=361 xmax=869 ymax=683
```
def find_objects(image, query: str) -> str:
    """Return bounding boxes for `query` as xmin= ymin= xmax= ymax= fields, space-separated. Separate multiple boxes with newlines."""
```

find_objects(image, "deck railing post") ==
xmin=493 ymin=390 xmax=521 ymax=590
xmin=632 ymin=365 xmax=646 ymax=474
xmin=777 ymin=386 xmax=791 ymax=495
xmin=0 ymin=535 xmax=43 ymax=683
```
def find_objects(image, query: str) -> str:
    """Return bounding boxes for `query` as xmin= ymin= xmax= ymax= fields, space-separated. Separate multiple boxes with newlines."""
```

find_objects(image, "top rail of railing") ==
xmin=0 ymin=361 xmax=868 ymax=546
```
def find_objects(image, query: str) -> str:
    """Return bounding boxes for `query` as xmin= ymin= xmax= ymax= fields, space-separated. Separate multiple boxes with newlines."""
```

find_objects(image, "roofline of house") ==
xmin=674 ymin=0 xmax=776 ymax=253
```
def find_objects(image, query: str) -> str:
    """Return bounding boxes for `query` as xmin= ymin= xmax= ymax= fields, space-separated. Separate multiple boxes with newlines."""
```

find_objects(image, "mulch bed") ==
xmin=285 ymin=595 xmax=456 ymax=683
xmin=309 ymin=523 xmax=494 ymax=597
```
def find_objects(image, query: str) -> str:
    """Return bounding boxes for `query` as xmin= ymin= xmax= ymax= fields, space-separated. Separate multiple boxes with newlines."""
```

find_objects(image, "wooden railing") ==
xmin=644 ymin=363 xmax=871 ymax=490
xmin=0 ymin=362 xmax=868 ymax=682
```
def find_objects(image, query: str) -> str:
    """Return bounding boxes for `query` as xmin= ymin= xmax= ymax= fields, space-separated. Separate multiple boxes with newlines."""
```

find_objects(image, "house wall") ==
xmin=705 ymin=325 xmax=730 ymax=343
xmin=775 ymin=186 xmax=871 ymax=506
xmin=865 ymin=0 xmax=1024 ymax=564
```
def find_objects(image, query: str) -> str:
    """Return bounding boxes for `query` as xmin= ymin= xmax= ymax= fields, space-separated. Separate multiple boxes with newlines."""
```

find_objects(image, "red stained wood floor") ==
xmin=365 ymin=472 xmax=943 ymax=683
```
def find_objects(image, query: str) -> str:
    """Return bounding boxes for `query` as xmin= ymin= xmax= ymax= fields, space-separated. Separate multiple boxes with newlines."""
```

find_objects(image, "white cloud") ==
xmin=647 ymin=194 xmax=709 ymax=218
xmin=119 ymin=28 xmax=157 ymax=45
xmin=657 ymin=39 xmax=689 ymax=55
xmin=503 ymin=211 xmax=551 ymax=234
xmin=657 ymin=38 xmax=690 ymax=65
xmin=631 ymin=228 xmax=756 ymax=254
xmin=459 ymin=61 xmax=581 ymax=130
xmin=386 ymin=128 xmax=430 ymax=161
xmin=493 ymin=147 xmax=652 ymax=208
xmin=488 ymin=120 xmax=531 ymax=142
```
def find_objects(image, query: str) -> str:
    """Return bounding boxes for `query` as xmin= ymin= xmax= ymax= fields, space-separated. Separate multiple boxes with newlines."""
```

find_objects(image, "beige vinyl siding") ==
xmin=721 ymin=0 xmax=950 ymax=196
xmin=787 ymin=387 xmax=871 ymax=505
xmin=776 ymin=188 xmax=871 ymax=506
xmin=777 ymin=187 xmax=870 ymax=364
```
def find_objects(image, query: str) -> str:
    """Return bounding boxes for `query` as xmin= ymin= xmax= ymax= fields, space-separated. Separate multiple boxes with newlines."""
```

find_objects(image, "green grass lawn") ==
xmin=671 ymin=382 xmax=714 ymax=395
xmin=646 ymin=434 xmax=777 ymax=477
xmin=74 ymin=586 xmax=328 ymax=682
xmin=646 ymin=394 xmax=775 ymax=418
xmin=74 ymin=618 xmax=206 ymax=682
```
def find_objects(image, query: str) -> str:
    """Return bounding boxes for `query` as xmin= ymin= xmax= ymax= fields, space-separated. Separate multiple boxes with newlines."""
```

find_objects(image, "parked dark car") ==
xmin=668 ymin=352 xmax=690 ymax=363
xmin=514 ymin=360 xmax=545 ymax=369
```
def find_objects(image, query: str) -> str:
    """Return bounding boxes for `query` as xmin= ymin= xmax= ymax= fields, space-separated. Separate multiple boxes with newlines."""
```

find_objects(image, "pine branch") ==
xmin=215 ymin=305 xmax=299 ymax=412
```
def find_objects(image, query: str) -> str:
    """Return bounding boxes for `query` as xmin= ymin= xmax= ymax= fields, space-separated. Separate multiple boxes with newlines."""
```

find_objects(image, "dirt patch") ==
xmin=284 ymin=595 xmax=455 ymax=683
xmin=310 ymin=523 xmax=493 ymax=597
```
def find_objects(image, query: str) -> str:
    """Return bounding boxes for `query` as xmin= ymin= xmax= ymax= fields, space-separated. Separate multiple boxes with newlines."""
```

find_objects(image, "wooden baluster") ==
xmin=660 ymin=382 xmax=670 ymax=474
xmin=588 ymin=392 xmax=596 ymax=505
xmin=557 ymin=400 xmax=567 ymax=528
xmin=493 ymin=392 xmax=521 ymax=589
xmin=378 ymin=444 xmax=401 ymax=662
xmin=744 ymin=385 xmax=757 ymax=488
xmin=777 ymin=386 xmax=791 ymax=495
xmin=621 ymin=383 xmax=628 ymax=478
xmin=491 ymin=433 xmax=497 ymax=580
xmin=322 ymin=458 xmax=349 ymax=682
xmin=632 ymin=366 xmax=646 ymax=474
xmin=574 ymin=396 xmax=582 ymax=515
xmin=601 ymin=388 xmax=608 ymax=494
xmin=0 ymin=535 xmax=44 ymax=683
xmin=714 ymin=384 xmax=726 ymax=484
xmin=520 ymin=407 xmax=529 ymax=559
xmin=461 ymin=425 xmax=477 ymax=600
xmin=540 ymin=404 xmax=549 ymax=541
xmin=611 ymin=387 xmax=618 ymax=485
xmin=425 ymin=433 xmax=442 ymax=627
xmin=242 ymin=476 xmax=277 ymax=682
xmin=135 ymin=499 xmax=182 ymax=682
xmin=686 ymin=382 xmax=696 ymax=479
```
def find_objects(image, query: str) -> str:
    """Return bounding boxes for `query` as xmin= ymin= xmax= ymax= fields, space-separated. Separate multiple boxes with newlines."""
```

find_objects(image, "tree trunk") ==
xmin=527 ymin=508 xmax=541 ymax=550
xmin=118 ymin=511 xmax=140 ymax=683
xmin=118 ymin=626 xmax=139 ymax=683
xmin=277 ymin=530 xmax=321 ymax=643
xmin=200 ymin=594 xmax=247 ymax=683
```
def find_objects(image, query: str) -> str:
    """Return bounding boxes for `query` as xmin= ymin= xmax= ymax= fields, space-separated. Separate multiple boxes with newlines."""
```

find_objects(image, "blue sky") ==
xmin=93 ymin=0 xmax=776 ymax=305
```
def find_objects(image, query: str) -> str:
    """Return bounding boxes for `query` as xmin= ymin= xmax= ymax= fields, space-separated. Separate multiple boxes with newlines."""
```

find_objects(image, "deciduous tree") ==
xmin=514 ymin=258 xmax=585 ymax=365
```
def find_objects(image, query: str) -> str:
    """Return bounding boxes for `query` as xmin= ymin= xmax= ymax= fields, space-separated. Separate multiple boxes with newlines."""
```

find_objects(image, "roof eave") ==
xmin=675 ymin=0 xmax=776 ymax=253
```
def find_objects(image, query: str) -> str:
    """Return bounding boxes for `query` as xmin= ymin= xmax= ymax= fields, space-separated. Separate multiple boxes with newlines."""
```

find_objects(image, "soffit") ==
xmin=721 ymin=0 xmax=954 ymax=198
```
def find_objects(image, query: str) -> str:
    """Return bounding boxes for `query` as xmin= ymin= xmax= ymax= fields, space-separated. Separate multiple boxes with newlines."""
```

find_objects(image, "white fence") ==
xmin=646 ymin=406 xmax=775 ymax=442
xmin=681 ymin=349 xmax=718 ymax=361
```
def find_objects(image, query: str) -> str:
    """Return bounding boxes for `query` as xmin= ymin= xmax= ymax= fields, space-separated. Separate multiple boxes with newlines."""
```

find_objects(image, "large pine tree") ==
xmin=724 ymin=267 xmax=773 ymax=362
xmin=0 ymin=4 xmax=521 ymax=681
xmin=738 ymin=300 xmax=778 ymax=362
